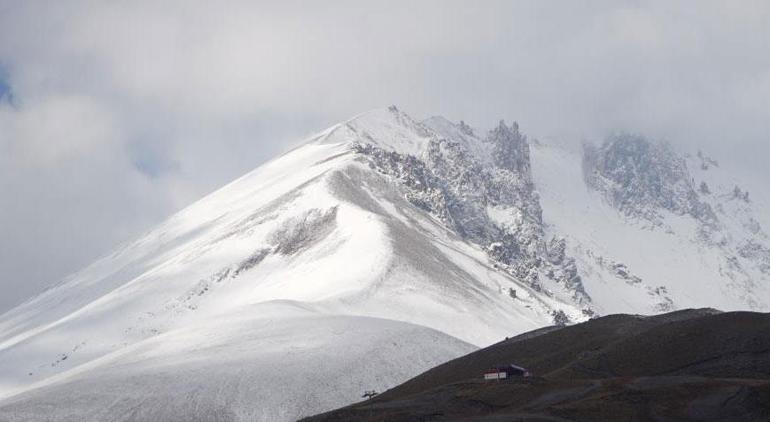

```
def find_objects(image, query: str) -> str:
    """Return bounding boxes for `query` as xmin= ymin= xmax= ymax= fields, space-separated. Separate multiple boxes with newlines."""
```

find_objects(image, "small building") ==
xmin=483 ymin=364 xmax=530 ymax=380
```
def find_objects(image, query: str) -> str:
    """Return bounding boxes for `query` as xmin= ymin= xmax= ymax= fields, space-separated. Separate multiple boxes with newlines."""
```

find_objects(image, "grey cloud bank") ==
xmin=1 ymin=0 xmax=769 ymax=311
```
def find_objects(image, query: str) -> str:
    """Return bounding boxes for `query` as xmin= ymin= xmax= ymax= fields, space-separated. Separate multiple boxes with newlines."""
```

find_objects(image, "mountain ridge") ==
xmin=1 ymin=106 xmax=769 ymax=421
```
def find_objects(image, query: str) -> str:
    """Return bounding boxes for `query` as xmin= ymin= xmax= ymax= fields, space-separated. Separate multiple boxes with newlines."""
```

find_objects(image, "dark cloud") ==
xmin=0 ymin=65 xmax=13 ymax=106
xmin=1 ymin=1 xmax=769 ymax=311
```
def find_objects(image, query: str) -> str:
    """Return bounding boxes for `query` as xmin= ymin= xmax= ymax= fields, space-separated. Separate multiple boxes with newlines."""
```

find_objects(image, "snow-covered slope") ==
xmin=0 ymin=107 xmax=569 ymax=421
xmin=1 ymin=106 xmax=768 ymax=420
xmin=0 ymin=301 xmax=473 ymax=422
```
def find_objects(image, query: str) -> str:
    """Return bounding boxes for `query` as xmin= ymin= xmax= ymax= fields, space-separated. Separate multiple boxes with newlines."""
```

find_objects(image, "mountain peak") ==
xmin=313 ymin=106 xmax=433 ymax=156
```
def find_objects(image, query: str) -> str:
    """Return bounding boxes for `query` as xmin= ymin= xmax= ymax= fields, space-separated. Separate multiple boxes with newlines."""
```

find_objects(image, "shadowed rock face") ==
xmin=486 ymin=120 xmax=531 ymax=176
xmin=303 ymin=309 xmax=770 ymax=422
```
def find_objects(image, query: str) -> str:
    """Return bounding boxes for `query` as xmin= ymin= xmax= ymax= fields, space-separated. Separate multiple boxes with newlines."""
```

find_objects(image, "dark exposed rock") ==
xmin=733 ymin=185 xmax=751 ymax=203
xmin=551 ymin=309 xmax=570 ymax=326
xmin=269 ymin=207 xmax=339 ymax=256
xmin=486 ymin=120 xmax=531 ymax=175
xmin=583 ymin=134 xmax=717 ymax=227
xmin=233 ymin=249 xmax=269 ymax=276
xmin=458 ymin=120 xmax=474 ymax=136
xmin=700 ymin=181 xmax=711 ymax=195
xmin=697 ymin=149 xmax=720 ymax=170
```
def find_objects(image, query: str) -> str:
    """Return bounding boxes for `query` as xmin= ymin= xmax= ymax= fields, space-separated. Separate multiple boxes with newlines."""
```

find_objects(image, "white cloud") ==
xmin=1 ymin=95 xmax=120 ymax=165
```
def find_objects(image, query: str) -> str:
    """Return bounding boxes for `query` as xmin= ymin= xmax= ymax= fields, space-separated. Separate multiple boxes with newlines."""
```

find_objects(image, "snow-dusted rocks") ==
xmin=352 ymin=113 xmax=590 ymax=313
xmin=533 ymin=132 xmax=770 ymax=315
xmin=583 ymin=133 xmax=716 ymax=227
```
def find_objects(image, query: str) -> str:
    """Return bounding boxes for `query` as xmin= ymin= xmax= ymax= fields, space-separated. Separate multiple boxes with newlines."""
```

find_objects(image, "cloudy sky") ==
xmin=1 ymin=0 xmax=769 ymax=312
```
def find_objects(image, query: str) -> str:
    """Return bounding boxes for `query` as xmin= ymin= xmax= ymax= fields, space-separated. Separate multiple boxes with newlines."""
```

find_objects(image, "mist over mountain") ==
xmin=2 ymin=3 xmax=770 ymax=421
xmin=2 ymin=1 xmax=770 ymax=313
xmin=1 ymin=107 xmax=769 ymax=420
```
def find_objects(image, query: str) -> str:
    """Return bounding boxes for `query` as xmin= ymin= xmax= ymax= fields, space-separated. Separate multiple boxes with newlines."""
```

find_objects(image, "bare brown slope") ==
xmin=379 ymin=309 xmax=732 ymax=400
xmin=303 ymin=309 xmax=770 ymax=422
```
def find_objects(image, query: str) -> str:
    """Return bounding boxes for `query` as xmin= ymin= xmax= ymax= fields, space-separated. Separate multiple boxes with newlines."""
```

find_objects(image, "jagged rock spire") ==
xmin=486 ymin=120 xmax=531 ymax=175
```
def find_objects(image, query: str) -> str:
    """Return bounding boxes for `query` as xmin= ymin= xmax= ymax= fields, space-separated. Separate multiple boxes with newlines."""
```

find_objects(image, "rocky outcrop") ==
xmin=582 ymin=133 xmax=770 ymax=310
xmin=352 ymin=120 xmax=591 ymax=306
xmin=583 ymin=133 xmax=717 ymax=227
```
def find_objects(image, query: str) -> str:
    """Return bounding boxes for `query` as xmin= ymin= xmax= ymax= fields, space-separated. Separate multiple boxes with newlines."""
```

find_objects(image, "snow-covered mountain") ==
xmin=536 ymin=133 xmax=770 ymax=314
xmin=1 ymin=106 xmax=769 ymax=421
